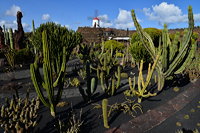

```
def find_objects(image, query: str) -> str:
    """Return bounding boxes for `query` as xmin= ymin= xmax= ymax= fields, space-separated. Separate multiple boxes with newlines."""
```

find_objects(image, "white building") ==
xmin=92 ymin=17 xmax=100 ymax=28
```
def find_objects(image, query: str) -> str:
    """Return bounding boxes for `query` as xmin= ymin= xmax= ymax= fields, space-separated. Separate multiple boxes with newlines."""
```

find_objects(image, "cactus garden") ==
xmin=0 ymin=2 xmax=200 ymax=133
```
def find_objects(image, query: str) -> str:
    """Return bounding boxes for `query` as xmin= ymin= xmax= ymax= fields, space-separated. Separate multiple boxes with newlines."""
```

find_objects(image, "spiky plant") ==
xmin=131 ymin=6 xmax=196 ymax=91
xmin=30 ymin=31 xmax=67 ymax=117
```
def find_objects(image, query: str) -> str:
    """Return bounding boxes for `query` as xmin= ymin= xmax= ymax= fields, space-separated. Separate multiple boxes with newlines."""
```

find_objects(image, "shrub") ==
xmin=130 ymin=28 xmax=162 ymax=64
xmin=104 ymin=40 xmax=125 ymax=51
xmin=31 ymin=22 xmax=82 ymax=73
xmin=131 ymin=28 xmax=162 ymax=47
xmin=31 ymin=22 xmax=82 ymax=57
xmin=15 ymin=48 xmax=34 ymax=64
xmin=129 ymin=41 xmax=152 ymax=65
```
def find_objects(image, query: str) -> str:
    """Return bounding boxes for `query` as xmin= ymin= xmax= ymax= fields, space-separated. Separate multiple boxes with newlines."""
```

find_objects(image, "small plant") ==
xmin=190 ymin=108 xmax=196 ymax=113
xmin=176 ymin=122 xmax=182 ymax=127
xmin=77 ymin=68 xmax=87 ymax=80
xmin=173 ymin=87 xmax=180 ymax=92
xmin=121 ymin=72 xmax=128 ymax=78
xmin=3 ymin=47 xmax=16 ymax=71
xmin=56 ymin=101 xmax=69 ymax=108
xmin=55 ymin=109 xmax=83 ymax=133
xmin=197 ymin=123 xmax=200 ymax=127
xmin=183 ymin=114 xmax=190 ymax=119
xmin=70 ymin=78 xmax=80 ymax=87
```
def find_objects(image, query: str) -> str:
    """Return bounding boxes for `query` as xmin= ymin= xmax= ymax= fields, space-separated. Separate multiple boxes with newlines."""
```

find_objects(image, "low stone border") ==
xmin=105 ymin=79 xmax=200 ymax=133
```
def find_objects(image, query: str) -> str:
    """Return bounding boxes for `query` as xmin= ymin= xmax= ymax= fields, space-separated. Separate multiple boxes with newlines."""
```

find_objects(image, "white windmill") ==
xmin=88 ymin=10 xmax=100 ymax=28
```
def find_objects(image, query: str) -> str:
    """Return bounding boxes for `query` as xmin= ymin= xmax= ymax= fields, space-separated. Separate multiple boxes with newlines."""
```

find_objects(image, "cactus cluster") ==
xmin=79 ymin=60 xmax=98 ymax=101
xmin=131 ymin=6 xmax=196 ymax=91
xmin=2 ymin=25 xmax=12 ymax=48
xmin=124 ymin=54 xmax=160 ymax=103
xmin=92 ymin=44 xmax=121 ymax=96
xmin=0 ymin=92 xmax=40 ymax=132
xmin=30 ymin=31 xmax=67 ymax=117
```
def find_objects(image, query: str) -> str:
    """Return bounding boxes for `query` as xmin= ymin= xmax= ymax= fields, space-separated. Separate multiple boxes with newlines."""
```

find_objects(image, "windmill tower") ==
xmin=88 ymin=10 xmax=100 ymax=28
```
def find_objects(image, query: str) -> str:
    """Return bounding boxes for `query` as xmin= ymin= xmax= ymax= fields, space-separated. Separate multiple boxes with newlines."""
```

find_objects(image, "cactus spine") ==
xmin=131 ymin=6 xmax=195 ymax=91
xmin=30 ymin=30 xmax=67 ymax=117
xmin=102 ymin=99 xmax=109 ymax=128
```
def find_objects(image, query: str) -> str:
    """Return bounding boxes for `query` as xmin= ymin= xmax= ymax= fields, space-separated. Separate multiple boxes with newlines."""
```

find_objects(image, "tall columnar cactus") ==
xmin=32 ymin=20 xmax=37 ymax=54
xmin=30 ymin=30 xmax=67 ymax=117
xmin=32 ymin=20 xmax=35 ymax=34
xmin=124 ymin=54 xmax=160 ymax=103
xmin=79 ymin=60 xmax=98 ymax=101
xmin=8 ymin=28 xmax=14 ymax=49
xmin=131 ymin=6 xmax=196 ymax=91
xmin=102 ymin=99 xmax=109 ymax=128
xmin=3 ymin=25 xmax=7 ymax=45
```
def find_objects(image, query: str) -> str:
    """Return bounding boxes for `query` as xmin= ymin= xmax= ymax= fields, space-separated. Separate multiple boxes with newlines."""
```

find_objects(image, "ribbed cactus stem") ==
xmin=32 ymin=20 xmax=37 ymax=54
xmin=30 ymin=30 xmax=67 ymax=117
xmin=8 ymin=28 xmax=13 ymax=49
xmin=116 ymin=66 xmax=121 ymax=89
xmin=3 ymin=25 xmax=7 ymax=45
xmin=102 ymin=99 xmax=109 ymax=128
xmin=32 ymin=20 xmax=35 ymax=34
xmin=90 ymin=77 xmax=96 ymax=94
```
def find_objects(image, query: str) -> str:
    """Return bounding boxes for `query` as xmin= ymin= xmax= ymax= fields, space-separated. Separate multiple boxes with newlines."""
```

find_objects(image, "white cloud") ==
xmin=143 ymin=2 xmax=193 ymax=25
xmin=0 ymin=20 xmax=17 ymax=29
xmin=194 ymin=14 xmax=200 ymax=22
xmin=5 ymin=5 xmax=21 ymax=16
xmin=42 ymin=14 xmax=51 ymax=21
xmin=0 ymin=20 xmax=31 ymax=32
xmin=98 ymin=14 xmax=113 ymax=27
xmin=54 ymin=21 xmax=70 ymax=29
xmin=64 ymin=25 xmax=70 ymax=29
xmin=114 ymin=9 xmax=135 ymax=29
xmin=22 ymin=23 xmax=31 ymax=32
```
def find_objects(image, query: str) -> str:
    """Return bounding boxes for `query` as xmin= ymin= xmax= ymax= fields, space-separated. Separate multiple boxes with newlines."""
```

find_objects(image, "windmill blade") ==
xmin=87 ymin=16 xmax=93 ymax=20
xmin=94 ymin=9 xmax=99 ymax=17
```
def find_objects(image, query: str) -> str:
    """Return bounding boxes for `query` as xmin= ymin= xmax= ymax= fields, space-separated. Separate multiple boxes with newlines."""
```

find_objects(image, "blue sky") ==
xmin=1 ymin=0 xmax=200 ymax=32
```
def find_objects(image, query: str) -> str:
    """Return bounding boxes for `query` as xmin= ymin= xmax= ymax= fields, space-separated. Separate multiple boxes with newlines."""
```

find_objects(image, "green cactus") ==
xmin=8 ymin=28 xmax=14 ymax=49
xmin=102 ymin=99 xmax=109 ymax=128
xmin=92 ymin=44 xmax=121 ymax=96
xmin=3 ymin=25 xmax=7 ymax=45
xmin=32 ymin=20 xmax=37 ymax=54
xmin=30 ymin=30 xmax=67 ymax=117
xmin=0 ymin=91 xmax=40 ymax=133
xmin=32 ymin=20 xmax=35 ymax=34
xmin=131 ymin=6 xmax=196 ymax=91
xmin=79 ymin=60 xmax=98 ymax=101
xmin=124 ymin=54 xmax=160 ymax=103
